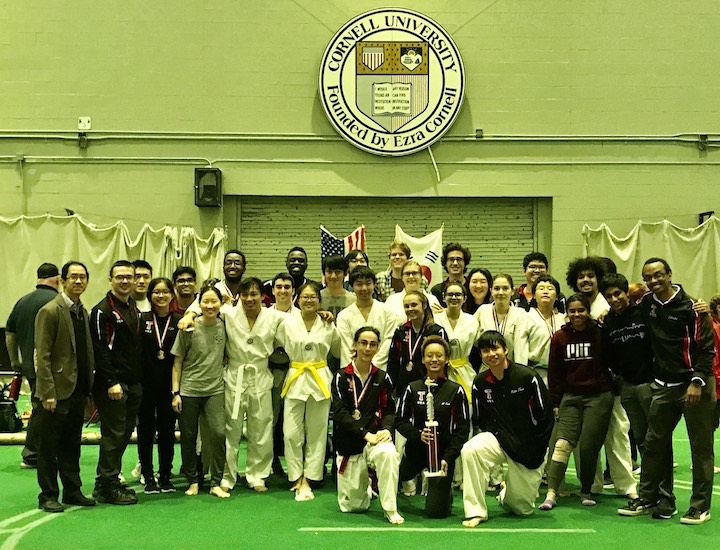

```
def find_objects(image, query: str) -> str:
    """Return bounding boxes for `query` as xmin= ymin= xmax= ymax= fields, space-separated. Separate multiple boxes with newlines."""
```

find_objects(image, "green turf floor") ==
xmin=1 ymin=420 xmax=718 ymax=550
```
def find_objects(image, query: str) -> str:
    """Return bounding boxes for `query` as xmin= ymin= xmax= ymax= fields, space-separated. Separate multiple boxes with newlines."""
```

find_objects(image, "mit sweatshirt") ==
xmin=548 ymin=321 xmax=613 ymax=408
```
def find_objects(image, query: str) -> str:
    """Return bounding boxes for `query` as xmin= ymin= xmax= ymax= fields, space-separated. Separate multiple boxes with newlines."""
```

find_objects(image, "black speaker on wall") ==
xmin=195 ymin=167 xmax=222 ymax=207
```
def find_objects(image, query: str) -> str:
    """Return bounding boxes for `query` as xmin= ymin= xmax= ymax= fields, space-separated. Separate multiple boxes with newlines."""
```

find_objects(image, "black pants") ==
xmin=36 ymin=392 xmax=86 ymax=503
xmin=639 ymin=381 xmax=716 ymax=512
xmin=93 ymin=382 xmax=142 ymax=490
xmin=137 ymin=384 xmax=175 ymax=482
xmin=400 ymin=442 xmax=455 ymax=518
xmin=22 ymin=377 xmax=39 ymax=465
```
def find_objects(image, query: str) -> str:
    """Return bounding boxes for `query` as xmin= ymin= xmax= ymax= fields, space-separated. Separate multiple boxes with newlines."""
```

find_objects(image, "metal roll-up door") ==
xmin=234 ymin=196 xmax=537 ymax=284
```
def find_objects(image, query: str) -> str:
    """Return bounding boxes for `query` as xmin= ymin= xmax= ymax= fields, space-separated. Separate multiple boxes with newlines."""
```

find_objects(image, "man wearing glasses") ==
xmin=512 ymin=252 xmax=566 ymax=313
xmin=90 ymin=260 xmax=142 ymax=505
xmin=430 ymin=243 xmax=471 ymax=307
xmin=171 ymin=266 xmax=197 ymax=315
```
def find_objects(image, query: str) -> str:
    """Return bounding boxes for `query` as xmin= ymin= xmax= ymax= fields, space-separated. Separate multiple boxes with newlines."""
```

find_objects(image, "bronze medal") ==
xmin=406 ymin=360 xmax=414 ymax=372
xmin=352 ymin=409 xmax=361 ymax=420
xmin=157 ymin=350 xmax=165 ymax=360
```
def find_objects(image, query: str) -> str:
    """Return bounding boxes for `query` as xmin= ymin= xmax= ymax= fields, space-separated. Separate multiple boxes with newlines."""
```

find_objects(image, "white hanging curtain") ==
xmin=0 ymin=214 xmax=226 ymax=322
xmin=582 ymin=218 xmax=720 ymax=301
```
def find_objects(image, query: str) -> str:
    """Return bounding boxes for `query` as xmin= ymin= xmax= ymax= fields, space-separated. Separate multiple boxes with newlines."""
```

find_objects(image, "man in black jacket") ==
xmin=461 ymin=331 xmax=553 ymax=527
xmin=620 ymin=258 xmax=716 ymax=525
xmin=90 ymin=260 xmax=142 ymax=505
xmin=331 ymin=326 xmax=403 ymax=524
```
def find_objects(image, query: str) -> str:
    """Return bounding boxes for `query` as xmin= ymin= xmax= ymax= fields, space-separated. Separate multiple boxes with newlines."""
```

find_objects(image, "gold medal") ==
xmin=157 ymin=350 xmax=165 ymax=360
xmin=352 ymin=409 xmax=361 ymax=420
xmin=406 ymin=360 xmax=414 ymax=372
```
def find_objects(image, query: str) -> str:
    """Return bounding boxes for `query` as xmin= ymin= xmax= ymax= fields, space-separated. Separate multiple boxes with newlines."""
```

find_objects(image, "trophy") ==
xmin=423 ymin=378 xmax=444 ymax=478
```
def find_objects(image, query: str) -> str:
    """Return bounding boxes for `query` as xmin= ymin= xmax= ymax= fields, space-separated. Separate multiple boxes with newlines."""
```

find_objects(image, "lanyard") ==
xmin=153 ymin=313 xmax=171 ymax=350
xmin=492 ymin=305 xmax=507 ymax=335
xmin=535 ymin=308 xmax=556 ymax=337
xmin=107 ymin=293 xmax=140 ymax=334
xmin=351 ymin=364 xmax=373 ymax=410
xmin=407 ymin=325 xmax=424 ymax=361
xmin=223 ymin=282 xmax=240 ymax=306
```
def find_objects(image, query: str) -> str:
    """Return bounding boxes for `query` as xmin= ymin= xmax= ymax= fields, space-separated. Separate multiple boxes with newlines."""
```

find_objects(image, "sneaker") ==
xmin=95 ymin=487 xmax=138 ymax=505
xmin=618 ymin=498 xmax=658 ymax=516
xmin=714 ymin=466 xmax=720 ymax=475
xmin=144 ymin=479 xmax=160 ymax=494
xmin=131 ymin=462 xmax=142 ymax=479
xmin=680 ymin=507 xmax=711 ymax=525
xmin=539 ymin=497 xmax=556 ymax=511
xmin=580 ymin=494 xmax=597 ymax=506
xmin=20 ymin=460 xmax=37 ymax=470
xmin=652 ymin=500 xmax=677 ymax=520
xmin=159 ymin=479 xmax=176 ymax=493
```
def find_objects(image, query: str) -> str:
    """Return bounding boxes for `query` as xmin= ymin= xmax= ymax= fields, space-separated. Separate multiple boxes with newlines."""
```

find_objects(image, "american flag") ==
xmin=320 ymin=225 xmax=366 ymax=259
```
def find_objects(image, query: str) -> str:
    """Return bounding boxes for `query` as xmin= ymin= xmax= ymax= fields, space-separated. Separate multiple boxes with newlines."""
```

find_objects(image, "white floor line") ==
xmin=298 ymin=527 xmax=596 ymax=533
xmin=0 ymin=511 xmax=41 ymax=530
xmin=0 ymin=507 xmax=80 ymax=550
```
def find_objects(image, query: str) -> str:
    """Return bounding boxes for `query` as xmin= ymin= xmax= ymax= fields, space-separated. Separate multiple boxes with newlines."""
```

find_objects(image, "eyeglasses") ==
xmin=299 ymin=295 xmax=318 ymax=301
xmin=403 ymin=271 xmax=421 ymax=278
xmin=113 ymin=275 xmax=133 ymax=281
xmin=445 ymin=292 xmax=464 ymax=298
xmin=447 ymin=258 xmax=464 ymax=264
xmin=356 ymin=340 xmax=379 ymax=348
xmin=526 ymin=264 xmax=546 ymax=271
xmin=66 ymin=274 xmax=87 ymax=281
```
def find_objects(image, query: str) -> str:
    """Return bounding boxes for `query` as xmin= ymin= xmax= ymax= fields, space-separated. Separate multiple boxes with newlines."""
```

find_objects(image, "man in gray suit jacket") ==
xmin=34 ymin=261 xmax=96 ymax=513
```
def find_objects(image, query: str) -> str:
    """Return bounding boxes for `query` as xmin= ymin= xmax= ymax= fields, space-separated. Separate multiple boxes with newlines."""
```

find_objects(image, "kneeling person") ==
xmin=395 ymin=336 xmax=469 ymax=518
xmin=461 ymin=331 xmax=553 ymax=527
xmin=331 ymin=327 xmax=403 ymax=524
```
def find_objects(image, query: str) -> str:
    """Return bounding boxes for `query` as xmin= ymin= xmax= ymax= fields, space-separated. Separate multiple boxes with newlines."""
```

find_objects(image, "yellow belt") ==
xmin=281 ymin=360 xmax=330 ymax=399
xmin=448 ymin=357 xmax=471 ymax=403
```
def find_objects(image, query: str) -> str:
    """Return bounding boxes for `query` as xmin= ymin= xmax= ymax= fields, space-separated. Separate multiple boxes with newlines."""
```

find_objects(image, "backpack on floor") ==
xmin=0 ymin=383 xmax=23 ymax=433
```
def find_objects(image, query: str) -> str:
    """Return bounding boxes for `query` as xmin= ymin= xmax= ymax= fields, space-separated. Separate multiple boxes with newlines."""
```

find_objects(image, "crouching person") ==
xmin=331 ymin=327 xmax=404 ymax=525
xmin=395 ymin=336 xmax=469 ymax=518
xmin=462 ymin=331 xmax=553 ymax=527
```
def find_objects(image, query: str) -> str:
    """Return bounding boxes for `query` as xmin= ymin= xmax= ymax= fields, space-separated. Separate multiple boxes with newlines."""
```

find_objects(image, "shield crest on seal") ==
xmin=355 ymin=41 xmax=429 ymax=133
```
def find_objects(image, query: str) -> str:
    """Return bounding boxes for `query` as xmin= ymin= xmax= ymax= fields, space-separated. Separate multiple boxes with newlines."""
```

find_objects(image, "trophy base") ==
xmin=423 ymin=470 xmax=446 ymax=478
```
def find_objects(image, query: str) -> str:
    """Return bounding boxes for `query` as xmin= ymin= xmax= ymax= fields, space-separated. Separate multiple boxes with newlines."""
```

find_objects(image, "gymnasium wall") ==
xmin=1 ymin=1 xmax=718 ymax=294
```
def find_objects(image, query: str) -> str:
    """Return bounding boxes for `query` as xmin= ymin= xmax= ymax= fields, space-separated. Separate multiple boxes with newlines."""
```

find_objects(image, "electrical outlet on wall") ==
xmin=78 ymin=116 xmax=92 ymax=131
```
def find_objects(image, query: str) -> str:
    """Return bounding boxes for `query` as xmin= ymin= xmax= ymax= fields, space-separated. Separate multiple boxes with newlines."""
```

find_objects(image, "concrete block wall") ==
xmin=1 ymin=0 xmax=718 ymax=294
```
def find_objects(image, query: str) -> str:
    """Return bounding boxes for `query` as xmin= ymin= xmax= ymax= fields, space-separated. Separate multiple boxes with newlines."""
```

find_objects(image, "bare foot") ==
xmin=295 ymin=484 xmax=314 ymax=502
xmin=462 ymin=517 xmax=488 ymax=528
xmin=210 ymin=486 xmax=230 ymax=499
xmin=385 ymin=511 xmax=405 ymax=525
xmin=185 ymin=483 xmax=199 ymax=496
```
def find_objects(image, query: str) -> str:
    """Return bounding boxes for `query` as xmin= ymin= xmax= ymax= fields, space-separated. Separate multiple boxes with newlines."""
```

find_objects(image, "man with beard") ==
xmin=171 ymin=266 xmax=197 ymax=315
xmin=430 ymin=243 xmax=471 ymax=307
